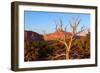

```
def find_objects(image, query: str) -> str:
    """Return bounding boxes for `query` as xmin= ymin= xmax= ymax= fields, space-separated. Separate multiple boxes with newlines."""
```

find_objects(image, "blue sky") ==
xmin=24 ymin=11 xmax=90 ymax=34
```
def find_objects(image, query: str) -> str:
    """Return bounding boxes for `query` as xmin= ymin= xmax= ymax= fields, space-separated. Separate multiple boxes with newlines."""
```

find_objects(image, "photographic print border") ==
xmin=11 ymin=1 xmax=98 ymax=71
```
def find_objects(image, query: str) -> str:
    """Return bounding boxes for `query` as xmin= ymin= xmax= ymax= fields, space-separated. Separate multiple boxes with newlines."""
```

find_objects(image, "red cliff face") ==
xmin=43 ymin=31 xmax=72 ymax=41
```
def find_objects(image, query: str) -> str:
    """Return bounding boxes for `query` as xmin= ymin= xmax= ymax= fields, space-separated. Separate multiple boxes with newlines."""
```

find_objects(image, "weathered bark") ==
xmin=65 ymin=50 xmax=70 ymax=59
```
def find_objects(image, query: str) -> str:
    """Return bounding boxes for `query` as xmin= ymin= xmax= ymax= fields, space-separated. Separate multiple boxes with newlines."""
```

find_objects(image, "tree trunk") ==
xmin=66 ymin=49 xmax=70 ymax=59
xmin=65 ymin=35 xmax=73 ymax=60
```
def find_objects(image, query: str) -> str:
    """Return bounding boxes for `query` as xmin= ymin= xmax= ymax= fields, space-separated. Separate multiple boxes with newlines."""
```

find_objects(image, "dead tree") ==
xmin=55 ymin=19 xmax=63 ymax=32
xmin=54 ymin=17 xmax=86 ymax=60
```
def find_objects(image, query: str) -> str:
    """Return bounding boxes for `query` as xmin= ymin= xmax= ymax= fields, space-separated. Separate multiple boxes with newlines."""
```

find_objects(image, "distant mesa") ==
xmin=24 ymin=30 xmax=44 ymax=42
xmin=43 ymin=31 xmax=72 ymax=41
xmin=24 ymin=30 xmax=72 ymax=42
xmin=24 ymin=29 xmax=86 ymax=42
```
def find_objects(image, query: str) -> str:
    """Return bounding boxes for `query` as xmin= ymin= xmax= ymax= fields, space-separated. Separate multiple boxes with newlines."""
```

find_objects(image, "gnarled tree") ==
xmin=54 ymin=17 xmax=86 ymax=60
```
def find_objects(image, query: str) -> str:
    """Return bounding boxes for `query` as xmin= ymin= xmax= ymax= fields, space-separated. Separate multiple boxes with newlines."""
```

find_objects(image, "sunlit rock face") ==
xmin=43 ymin=31 xmax=72 ymax=41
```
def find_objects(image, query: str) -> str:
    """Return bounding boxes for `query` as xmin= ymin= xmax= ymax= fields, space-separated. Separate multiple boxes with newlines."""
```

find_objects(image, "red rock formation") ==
xmin=44 ymin=31 xmax=72 ymax=41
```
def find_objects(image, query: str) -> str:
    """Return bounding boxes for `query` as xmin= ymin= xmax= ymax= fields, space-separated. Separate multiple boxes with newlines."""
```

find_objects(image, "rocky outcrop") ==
xmin=24 ymin=30 xmax=44 ymax=42
xmin=43 ymin=31 xmax=72 ymax=41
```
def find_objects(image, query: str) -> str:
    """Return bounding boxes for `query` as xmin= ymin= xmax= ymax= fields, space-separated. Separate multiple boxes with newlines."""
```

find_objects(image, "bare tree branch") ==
xmin=60 ymin=18 xmax=63 ymax=28
xmin=55 ymin=20 xmax=58 ymax=30
xmin=51 ymin=54 xmax=66 ymax=59
xmin=69 ymin=20 xmax=73 ymax=29
xmin=76 ymin=26 xmax=86 ymax=34
xmin=55 ymin=39 xmax=68 ymax=49
xmin=76 ymin=19 xmax=81 ymax=28
xmin=68 ymin=35 xmax=74 ymax=51
xmin=64 ymin=24 xmax=69 ymax=32
xmin=63 ymin=34 xmax=66 ymax=43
